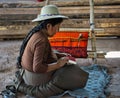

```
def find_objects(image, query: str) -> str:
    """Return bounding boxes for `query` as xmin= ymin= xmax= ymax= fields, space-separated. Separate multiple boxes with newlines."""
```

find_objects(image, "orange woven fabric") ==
xmin=49 ymin=31 xmax=89 ymax=58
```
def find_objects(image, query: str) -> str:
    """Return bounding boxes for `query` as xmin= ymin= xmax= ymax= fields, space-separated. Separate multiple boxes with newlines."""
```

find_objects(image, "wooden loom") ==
xmin=46 ymin=0 xmax=105 ymax=63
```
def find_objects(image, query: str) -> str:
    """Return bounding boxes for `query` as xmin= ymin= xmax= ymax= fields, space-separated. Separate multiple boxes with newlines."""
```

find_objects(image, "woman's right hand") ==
xmin=57 ymin=57 xmax=69 ymax=67
xmin=47 ymin=57 xmax=69 ymax=72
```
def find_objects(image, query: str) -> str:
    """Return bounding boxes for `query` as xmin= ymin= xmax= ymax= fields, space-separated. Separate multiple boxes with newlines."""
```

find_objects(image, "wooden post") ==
xmin=89 ymin=0 xmax=97 ymax=64
xmin=45 ymin=0 xmax=50 ymax=5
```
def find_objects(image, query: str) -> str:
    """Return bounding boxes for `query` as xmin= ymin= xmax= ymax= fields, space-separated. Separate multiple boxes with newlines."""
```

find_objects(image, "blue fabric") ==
xmin=49 ymin=64 xmax=111 ymax=98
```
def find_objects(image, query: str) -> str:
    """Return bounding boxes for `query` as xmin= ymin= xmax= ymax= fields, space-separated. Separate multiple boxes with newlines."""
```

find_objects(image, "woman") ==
xmin=15 ymin=4 xmax=89 ymax=98
xmin=21 ymin=5 xmax=69 ymax=86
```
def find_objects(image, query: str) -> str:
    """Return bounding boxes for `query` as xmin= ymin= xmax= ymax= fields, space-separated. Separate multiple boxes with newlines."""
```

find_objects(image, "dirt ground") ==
xmin=0 ymin=39 xmax=120 ymax=98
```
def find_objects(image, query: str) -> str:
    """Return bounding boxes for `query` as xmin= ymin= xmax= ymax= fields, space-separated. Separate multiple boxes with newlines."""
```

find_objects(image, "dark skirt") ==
xmin=23 ymin=69 xmax=54 ymax=86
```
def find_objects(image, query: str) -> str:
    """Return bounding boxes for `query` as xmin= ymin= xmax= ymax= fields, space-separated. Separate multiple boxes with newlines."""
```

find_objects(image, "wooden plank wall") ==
xmin=0 ymin=0 xmax=120 ymax=39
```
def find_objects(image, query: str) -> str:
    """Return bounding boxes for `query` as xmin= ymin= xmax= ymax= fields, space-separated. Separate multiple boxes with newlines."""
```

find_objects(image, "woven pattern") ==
xmin=50 ymin=64 xmax=111 ymax=98
xmin=49 ymin=31 xmax=88 ymax=58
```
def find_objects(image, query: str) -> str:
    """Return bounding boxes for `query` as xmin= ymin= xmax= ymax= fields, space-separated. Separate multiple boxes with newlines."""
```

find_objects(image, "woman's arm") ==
xmin=47 ymin=57 xmax=69 ymax=72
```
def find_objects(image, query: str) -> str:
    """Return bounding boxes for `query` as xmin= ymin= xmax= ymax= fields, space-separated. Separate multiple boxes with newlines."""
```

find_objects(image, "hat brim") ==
xmin=32 ymin=15 xmax=68 ymax=22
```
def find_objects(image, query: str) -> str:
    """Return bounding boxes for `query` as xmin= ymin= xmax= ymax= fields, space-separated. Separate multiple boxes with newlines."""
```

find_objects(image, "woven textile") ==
xmin=50 ymin=64 xmax=111 ymax=98
xmin=49 ymin=31 xmax=88 ymax=58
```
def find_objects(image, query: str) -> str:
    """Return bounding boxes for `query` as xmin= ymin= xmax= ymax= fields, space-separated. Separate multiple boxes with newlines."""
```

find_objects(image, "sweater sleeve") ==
xmin=33 ymin=39 xmax=48 ymax=73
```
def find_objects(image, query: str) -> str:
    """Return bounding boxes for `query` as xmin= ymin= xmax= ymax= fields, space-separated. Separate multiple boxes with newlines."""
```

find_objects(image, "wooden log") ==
xmin=88 ymin=51 xmax=106 ymax=58
xmin=1 ymin=12 xmax=120 ymax=24
xmin=0 ymin=32 xmax=119 ymax=40
xmin=0 ymin=25 xmax=119 ymax=33
xmin=59 ymin=6 xmax=120 ymax=15
xmin=0 ymin=14 xmax=36 ymax=20
xmin=60 ymin=28 xmax=120 ymax=37
xmin=95 ymin=28 xmax=120 ymax=37
xmin=0 ymin=5 xmax=120 ymax=26
xmin=61 ymin=18 xmax=120 ymax=28
xmin=51 ymin=0 xmax=120 ymax=6
xmin=0 ymin=6 xmax=119 ymax=15
xmin=0 ymin=34 xmax=26 ymax=39
xmin=0 ymin=0 xmax=120 ymax=8
xmin=0 ymin=25 xmax=120 ymax=37
xmin=0 ymin=25 xmax=111 ymax=33
xmin=1 ymin=18 xmax=120 ymax=28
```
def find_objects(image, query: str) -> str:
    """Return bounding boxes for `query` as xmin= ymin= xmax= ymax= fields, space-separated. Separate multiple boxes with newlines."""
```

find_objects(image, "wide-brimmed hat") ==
xmin=32 ymin=5 xmax=68 ymax=22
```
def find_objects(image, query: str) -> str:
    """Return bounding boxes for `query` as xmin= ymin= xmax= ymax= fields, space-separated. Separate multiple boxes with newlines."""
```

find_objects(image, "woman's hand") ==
xmin=57 ymin=57 xmax=69 ymax=67
xmin=47 ymin=57 xmax=69 ymax=72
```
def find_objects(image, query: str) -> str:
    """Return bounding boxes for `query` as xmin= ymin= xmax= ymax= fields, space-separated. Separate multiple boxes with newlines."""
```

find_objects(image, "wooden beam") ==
xmin=61 ymin=18 xmax=120 ymax=28
xmin=1 ymin=13 xmax=119 ymax=23
xmin=51 ymin=0 xmax=120 ymax=6
xmin=0 ymin=6 xmax=119 ymax=15
xmin=0 ymin=26 xmax=119 ymax=33
xmin=0 ymin=25 xmax=120 ymax=38
xmin=1 ymin=18 xmax=120 ymax=28
xmin=88 ymin=51 xmax=106 ymax=58
xmin=60 ymin=28 xmax=120 ymax=37
xmin=0 ymin=0 xmax=120 ymax=7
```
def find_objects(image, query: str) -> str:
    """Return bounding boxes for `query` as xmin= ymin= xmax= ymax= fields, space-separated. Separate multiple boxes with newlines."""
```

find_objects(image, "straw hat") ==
xmin=32 ymin=5 xmax=68 ymax=22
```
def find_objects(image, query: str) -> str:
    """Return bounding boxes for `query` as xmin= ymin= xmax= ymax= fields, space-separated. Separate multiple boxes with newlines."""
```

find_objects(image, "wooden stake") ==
xmin=45 ymin=0 xmax=50 ymax=5
xmin=89 ymin=0 xmax=97 ymax=64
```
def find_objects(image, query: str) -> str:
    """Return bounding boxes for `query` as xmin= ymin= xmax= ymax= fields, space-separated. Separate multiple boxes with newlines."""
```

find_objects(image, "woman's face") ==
xmin=47 ymin=23 xmax=61 ymax=37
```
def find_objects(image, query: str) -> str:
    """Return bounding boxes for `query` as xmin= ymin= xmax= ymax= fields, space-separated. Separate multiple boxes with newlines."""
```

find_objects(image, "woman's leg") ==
xmin=16 ymin=65 xmax=89 ymax=98
xmin=23 ymin=69 xmax=54 ymax=86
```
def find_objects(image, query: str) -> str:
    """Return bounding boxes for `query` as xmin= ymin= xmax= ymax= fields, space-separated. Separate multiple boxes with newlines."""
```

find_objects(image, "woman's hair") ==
xmin=39 ymin=18 xmax=63 ymax=29
xmin=17 ymin=18 xmax=63 ymax=68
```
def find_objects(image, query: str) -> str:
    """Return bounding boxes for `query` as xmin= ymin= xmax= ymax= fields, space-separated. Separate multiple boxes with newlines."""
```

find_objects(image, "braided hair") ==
xmin=17 ymin=18 xmax=63 ymax=68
